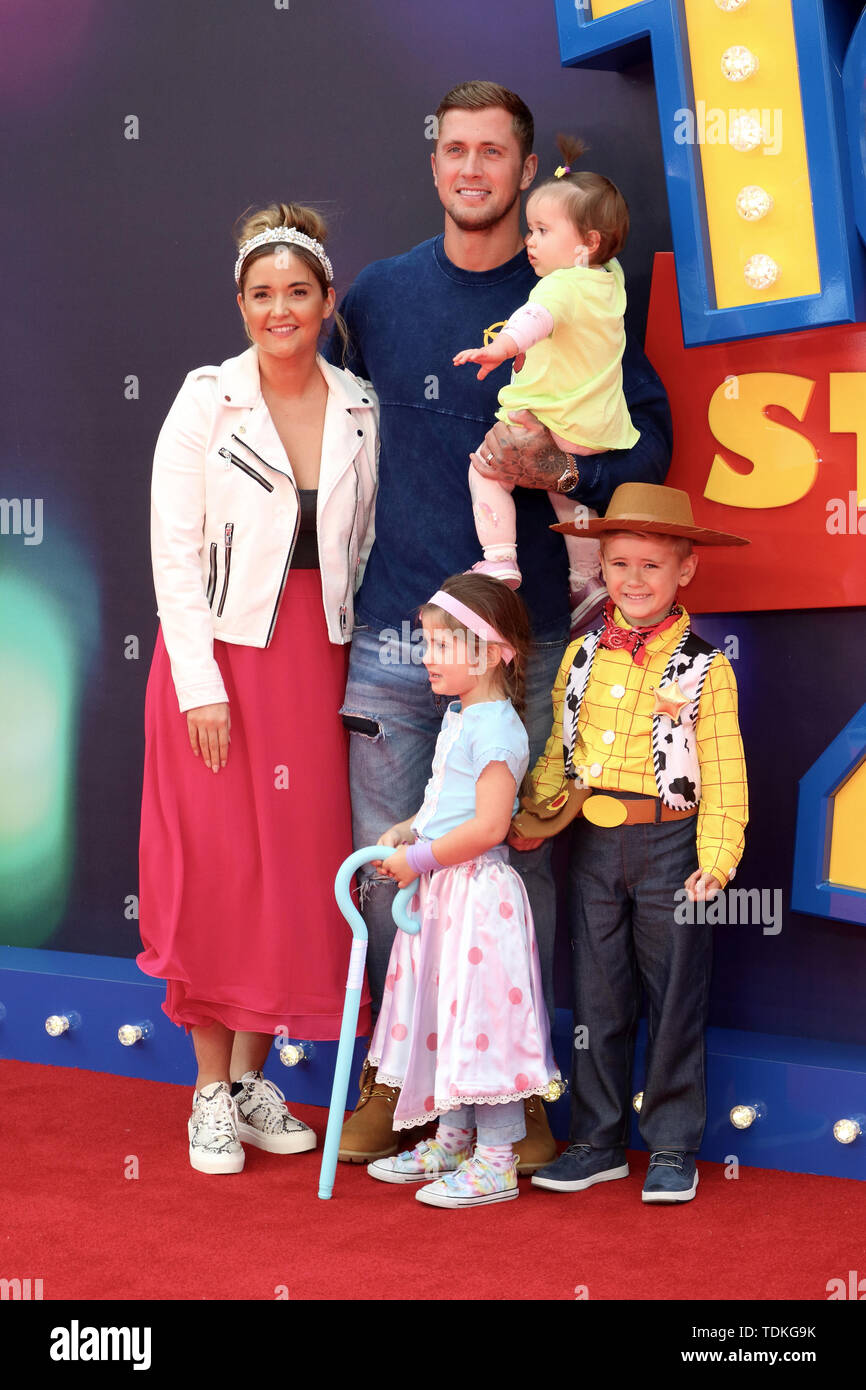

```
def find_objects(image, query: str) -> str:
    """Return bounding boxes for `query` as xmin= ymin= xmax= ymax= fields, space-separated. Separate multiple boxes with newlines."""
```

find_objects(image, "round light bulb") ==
xmin=833 ymin=1119 xmax=862 ymax=1145
xmin=722 ymin=46 xmax=759 ymax=82
xmin=715 ymin=0 xmax=748 ymax=10
xmin=736 ymin=186 xmax=774 ymax=221
xmin=118 ymin=1024 xmax=142 ymax=1046
xmin=729 ymin=115 xmax=765 ymax=152
xmin=279 ymin=1041 xmax=314 ymax=1067
xmin=744 ymin=254 xmax=780 ymax=289
xmin=632 ymin=1091 xmax=644 ymax=1112
xmin=730 ymin=1104 xmax=758 ymax=1129
xmin=45 ymin=1014 xmax=70 ymax=1037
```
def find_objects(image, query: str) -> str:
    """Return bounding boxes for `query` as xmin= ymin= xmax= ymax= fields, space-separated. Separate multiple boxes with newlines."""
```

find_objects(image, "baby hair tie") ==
xmin=554 ymin=165 xmax=571 ymax=178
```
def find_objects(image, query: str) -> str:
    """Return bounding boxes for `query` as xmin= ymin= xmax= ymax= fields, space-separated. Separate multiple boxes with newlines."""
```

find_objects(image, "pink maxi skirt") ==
xmin=137 ymin=568 xmax=371 ymax=1038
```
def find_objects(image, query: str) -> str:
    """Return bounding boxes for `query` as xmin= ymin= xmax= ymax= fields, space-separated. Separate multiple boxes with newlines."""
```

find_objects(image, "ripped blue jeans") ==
xmin=339 ymin=622 xmax=567 ymax=1027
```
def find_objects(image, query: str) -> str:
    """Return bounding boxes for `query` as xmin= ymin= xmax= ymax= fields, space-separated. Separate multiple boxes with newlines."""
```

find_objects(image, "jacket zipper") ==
xmin=230 ymin=434 xmax=293 ymax=480
xmin=218 ymin=447 xmax=274 ymax=492
xmin=226 ymin=437 xmax=300 ymax=644
xmin=217 ymin=522 xmax=233 ymax=617
xmin=206 ymin=542 xmax=218 ymax=607
xmin=339 ymin=464 xmax=359 ymax=637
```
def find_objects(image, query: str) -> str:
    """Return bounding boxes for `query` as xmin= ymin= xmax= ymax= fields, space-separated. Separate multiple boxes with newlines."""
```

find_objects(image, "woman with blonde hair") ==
xmin=138 ymin=204 xmax=379 ymax=1173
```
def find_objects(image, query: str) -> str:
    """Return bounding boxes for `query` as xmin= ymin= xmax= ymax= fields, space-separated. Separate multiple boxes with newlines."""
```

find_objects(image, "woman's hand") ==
xmin=684 ymin=868 xmax=724 ymax=902
xmin=186 ymin=702 xmax=231 ymax=772
xmin=378 ymin=844 xmax=416 ymax=890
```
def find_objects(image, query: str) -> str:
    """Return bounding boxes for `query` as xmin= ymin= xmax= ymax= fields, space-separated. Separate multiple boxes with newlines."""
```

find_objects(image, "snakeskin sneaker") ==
xmin=188 ymin=1081 xmax=245 ymax=1174
xmin=232 ymin=1071 xmax=317 ymax=1154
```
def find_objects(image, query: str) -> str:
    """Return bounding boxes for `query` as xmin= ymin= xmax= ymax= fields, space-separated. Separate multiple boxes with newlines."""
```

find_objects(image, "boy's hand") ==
xmin=684 ymin=869 xmax=725 ymax=902
xmin=379 ymin=844 xmax=416 ymax=890
xmin=507 ymin=830 xmax=544 ymax=852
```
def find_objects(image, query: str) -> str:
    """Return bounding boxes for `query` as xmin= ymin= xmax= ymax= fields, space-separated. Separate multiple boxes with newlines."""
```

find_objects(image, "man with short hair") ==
xmin=326 ymin=80 xmax=672 ymax=1170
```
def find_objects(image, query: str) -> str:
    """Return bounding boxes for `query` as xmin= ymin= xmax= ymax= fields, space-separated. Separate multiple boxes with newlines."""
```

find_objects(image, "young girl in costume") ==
xmin=366 ymin=573 xmax=559 ymax=1208
xmin=454 ymin=137 xmax=639 ymax=629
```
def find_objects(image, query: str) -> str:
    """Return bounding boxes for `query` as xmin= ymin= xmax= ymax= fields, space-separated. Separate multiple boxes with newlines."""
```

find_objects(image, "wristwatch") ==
xmin=554 ymin=450 xmax=581 ymax=493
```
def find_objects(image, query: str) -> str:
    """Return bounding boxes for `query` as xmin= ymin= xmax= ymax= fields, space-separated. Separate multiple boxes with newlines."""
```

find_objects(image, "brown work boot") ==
xmin=514 ymin=1094 xmax=557 ymax=1174
xmin=337 ymin=1060 xmax=402 ymax=1164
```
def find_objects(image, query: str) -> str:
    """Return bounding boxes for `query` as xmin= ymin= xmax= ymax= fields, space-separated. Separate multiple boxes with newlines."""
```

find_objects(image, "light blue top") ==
xmin=412 ymin=699 xmax=529 ymax=842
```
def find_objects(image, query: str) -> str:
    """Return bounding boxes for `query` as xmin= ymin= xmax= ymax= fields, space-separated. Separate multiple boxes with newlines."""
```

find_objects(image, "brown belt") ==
xmin=511 ymin=784 xmax=697 ymax=840
xmin=581 ymin=794 xmax=698 ymax=828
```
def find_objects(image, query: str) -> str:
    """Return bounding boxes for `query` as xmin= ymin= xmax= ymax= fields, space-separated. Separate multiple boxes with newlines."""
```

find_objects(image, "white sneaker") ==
xmin=232 ymin=1071 xmax=317 ymax=1154
xmin=188 ymin=1082 xmax=245 ymax=1174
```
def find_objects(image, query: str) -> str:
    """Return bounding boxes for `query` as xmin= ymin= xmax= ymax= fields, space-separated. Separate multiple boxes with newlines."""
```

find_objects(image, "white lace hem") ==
xmin=367 ymin=1059 xmax=562 ymax=1131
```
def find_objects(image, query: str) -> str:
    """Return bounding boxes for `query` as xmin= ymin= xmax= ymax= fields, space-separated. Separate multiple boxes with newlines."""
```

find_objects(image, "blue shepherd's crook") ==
xmin=318 ymin=846 xmax=420 ymax=1200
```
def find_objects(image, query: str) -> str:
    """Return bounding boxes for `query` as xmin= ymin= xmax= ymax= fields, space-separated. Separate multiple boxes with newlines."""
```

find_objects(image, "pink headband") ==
xmin=427 ymin=590 xmax=515 ymax=665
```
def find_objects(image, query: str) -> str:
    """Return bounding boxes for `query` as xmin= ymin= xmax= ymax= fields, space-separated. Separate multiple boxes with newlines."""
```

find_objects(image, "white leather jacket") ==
xmin=151 ymin=347 xmax=379 ymax=712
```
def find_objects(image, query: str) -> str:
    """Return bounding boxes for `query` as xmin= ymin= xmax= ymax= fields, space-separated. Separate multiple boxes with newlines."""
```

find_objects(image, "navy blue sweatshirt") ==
xmin=325 ymin=234 xmax=672 ymax=640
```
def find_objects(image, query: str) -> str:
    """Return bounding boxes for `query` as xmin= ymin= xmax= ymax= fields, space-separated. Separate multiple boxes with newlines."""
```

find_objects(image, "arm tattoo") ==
xmin=478 ymin=423 xmax=581 ymax=493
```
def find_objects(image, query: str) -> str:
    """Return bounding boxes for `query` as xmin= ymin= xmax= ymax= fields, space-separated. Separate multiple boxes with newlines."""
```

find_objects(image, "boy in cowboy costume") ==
xmin=509 ymin=483 xmax=748 ymax=1203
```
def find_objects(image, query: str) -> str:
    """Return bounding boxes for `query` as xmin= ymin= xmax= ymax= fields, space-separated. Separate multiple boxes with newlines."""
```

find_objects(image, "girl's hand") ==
xmin=507 ymin=830 xmax=544 ymax=853
xmin=377 ymin=824 xmax=408 ymax=850
xmin=684 ymin=868 xmax=724 ymax=902
xmin=372 ymin=823 xmax=413 ymax=871
xmin=379 ymin=844 xmax=416 ymax=890
xmin=186 ymin=702 xmax=230 ymax=772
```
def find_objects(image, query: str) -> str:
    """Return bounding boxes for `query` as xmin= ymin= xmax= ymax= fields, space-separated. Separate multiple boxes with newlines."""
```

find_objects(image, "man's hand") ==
xmin=471 ymin=410 xmax=580 ymax=493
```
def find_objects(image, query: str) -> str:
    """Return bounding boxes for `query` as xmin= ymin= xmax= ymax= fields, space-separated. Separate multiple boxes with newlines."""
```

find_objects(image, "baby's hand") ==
xmin=454 ymin=334 xmax=518 ymax=381
xmin=684 ymin=868 xmax=724 ymax=902
xmin=453 ymin=346 xmax=505 ymax=381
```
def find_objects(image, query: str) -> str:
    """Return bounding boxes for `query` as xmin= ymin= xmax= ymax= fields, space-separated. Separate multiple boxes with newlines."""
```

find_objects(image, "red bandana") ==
xmin=597 ymin=600 xmax=683 ymax=665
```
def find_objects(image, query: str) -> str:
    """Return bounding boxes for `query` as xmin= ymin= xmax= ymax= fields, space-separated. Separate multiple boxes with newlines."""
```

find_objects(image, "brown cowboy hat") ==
xmin=550 ymin=483 xmax=749 ymax=546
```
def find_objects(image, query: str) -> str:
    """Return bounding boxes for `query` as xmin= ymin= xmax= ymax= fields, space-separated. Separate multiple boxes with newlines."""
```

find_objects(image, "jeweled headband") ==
xmin=234 ymin=227 xmax=334 ymax=285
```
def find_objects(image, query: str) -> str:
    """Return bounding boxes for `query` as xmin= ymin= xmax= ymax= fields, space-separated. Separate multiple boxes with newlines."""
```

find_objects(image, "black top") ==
xmin=293 ymin=488 xmax=319 ymax=569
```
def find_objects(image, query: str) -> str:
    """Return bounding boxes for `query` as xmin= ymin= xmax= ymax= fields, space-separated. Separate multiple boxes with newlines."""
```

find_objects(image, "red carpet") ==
xmin=2 ymin=1060 xmax=861 ymax=1302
